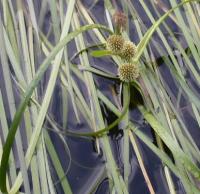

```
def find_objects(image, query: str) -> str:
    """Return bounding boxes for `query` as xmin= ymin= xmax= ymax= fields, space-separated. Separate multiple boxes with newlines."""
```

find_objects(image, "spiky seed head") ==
xmin=113 ymin=11 xmax=127 ymax=32
xmin=118 ymin=63 xmax=139 ymax=82
xmin=120 ymin=41 xmax=137 ymax=61
xmin=106 ymin=35 xmax=124 ymax=54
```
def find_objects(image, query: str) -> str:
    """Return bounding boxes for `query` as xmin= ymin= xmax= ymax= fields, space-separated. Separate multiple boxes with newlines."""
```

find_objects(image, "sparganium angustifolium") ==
xmin=120 ymin=41 xmax=137 ymax=61
xmin=106 ymin=34 xmax=124 ymax=54
xmin=113 ymin=11 xmax=127 ymax=33
xmin=118 ymin=63 xmax=139 ymax=82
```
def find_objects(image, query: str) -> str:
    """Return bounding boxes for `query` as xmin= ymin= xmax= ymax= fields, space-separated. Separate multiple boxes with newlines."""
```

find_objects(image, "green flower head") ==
xmin=106 ymin=35 xmax=124 ymax=54
xmin=120 ymin=41 xmax=137 ymax=61
xmin=118 ymin=63 xmax=139 ymax=82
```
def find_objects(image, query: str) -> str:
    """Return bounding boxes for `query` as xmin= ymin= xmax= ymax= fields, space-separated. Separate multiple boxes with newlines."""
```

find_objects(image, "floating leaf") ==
xmin=134 ymin=0 xmax=199 ymax=62
xmin=139 ymin=105 xmax=200 ymax=183
xmin=0 ymin=24 xmax=112 ymax=193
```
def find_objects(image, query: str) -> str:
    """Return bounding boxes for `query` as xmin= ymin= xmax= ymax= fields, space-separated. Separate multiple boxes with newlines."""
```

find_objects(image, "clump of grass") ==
xmin=0 ymin=0 xmax=200 ymax=194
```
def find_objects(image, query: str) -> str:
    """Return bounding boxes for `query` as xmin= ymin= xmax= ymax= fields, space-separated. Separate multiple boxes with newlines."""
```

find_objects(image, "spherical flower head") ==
xmin=113 ymin=11 xmax=127 ymax=32
xmin=106 ymin=35 xmax=124 ymax=54
xmin=120 ymin=41 xmax=137 ymax=61
xmin=118 ymin=63 xmax=139 ymax=82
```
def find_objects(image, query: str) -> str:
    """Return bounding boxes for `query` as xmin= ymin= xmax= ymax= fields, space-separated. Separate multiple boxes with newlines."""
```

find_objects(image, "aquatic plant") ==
xmin=120 ymin=41 xmax=137 ymax=61
xmin=118 ymin=63 xmax=139 ymax=82
xmin=0 ymin=0 xmax=200 ymax=194
xmin=106 ymin=34 xmax=124 ymax=54
xmin=112 ymin=11 xmax=128 ymax=33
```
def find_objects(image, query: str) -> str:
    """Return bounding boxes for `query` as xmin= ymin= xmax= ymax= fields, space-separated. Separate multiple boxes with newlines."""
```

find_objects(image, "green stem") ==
xmin=80 ymin=66 xmax=119 ymax=80
xmin=65 ymin=83 xmax=130 ymax=137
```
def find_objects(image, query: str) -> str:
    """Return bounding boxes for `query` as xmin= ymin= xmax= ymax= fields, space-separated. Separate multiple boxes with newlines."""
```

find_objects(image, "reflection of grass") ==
xmin=0 ymin=0 xmax=200 ymax=193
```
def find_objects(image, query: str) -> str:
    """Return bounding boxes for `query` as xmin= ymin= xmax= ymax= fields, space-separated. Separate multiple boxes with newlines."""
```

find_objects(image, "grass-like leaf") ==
xmin=64 ymin=83 xmax=130 ymax=137
xmin=134 ymin=0 xmax=200 ymax=62
xmin=139 ymin=105 xmax=200 ymax=182
xmin=90 ymin=50 xmax=113 ymax=57
xmin=0 ymin=23 xmax=112 ymax=193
